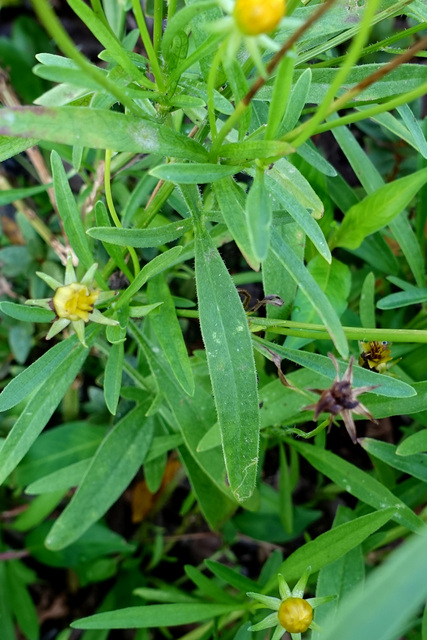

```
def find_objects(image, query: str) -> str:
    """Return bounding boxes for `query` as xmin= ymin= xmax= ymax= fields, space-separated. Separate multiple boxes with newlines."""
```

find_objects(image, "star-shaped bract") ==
xmin=247 ymin=568 xmax=335 ymax=640
xmin=26 ymin=256 xmax=118 ymax=347
xmin=304 ymin=354 xmax=378 ymax=444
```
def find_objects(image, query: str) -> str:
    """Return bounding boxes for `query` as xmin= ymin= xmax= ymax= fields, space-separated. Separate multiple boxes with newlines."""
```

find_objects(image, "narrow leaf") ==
xmin=213 ymin=177 xmax=259 ymax=271
xmin=275 ymin=508 xmax=394 ymax=585
xmin=104 ymin=341 xmax=124 ymax=415
xmin=72 ymin=603 xmax=240 ymax=630
xmin=147 ymin=274 xmax=194 ymax=396
xmin=51 ymin=150 xmax=95 ymax=269
xmin=0 ymin=329 xmax=99 ymax=485
xmin=46 ymin=403 xmax=154 ymax=549
xmin=0 ymin=107 xmax=208 ymax=161
xmin=333 ymin=168 xmax=427 ymax=250
xmin=246 ymin=167 xmax=272 ymax=262
xmin=360 ymin=438 xmax=427 ymax=483
xmin=0 ymin=302 xmax=54 ymax=323
xmin=194 ymin=222 xmax=260 ymax=501
xmin=290 ymin=440 xmax=426 ymax=533
xmin=270 ymin=229 xmax=348 ymax=357
xmin=149 ymin=163 xmax=242 ymax=184
xmin=87 ymin=218 xmax=193 ymax=247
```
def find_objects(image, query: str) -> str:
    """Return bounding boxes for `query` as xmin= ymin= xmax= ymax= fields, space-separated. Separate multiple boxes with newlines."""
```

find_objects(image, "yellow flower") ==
xmin=359 ymin=340 xmax=394 ymax=373
xmin=233 ymin=0 xmax=286 ymax=36
xmin=53 ymin=283 xmax=100 ymax=322
xmin=210 ymin=0 xmax=296 ymax=78
xmin=247 ymin=568 xmax=335 ymax=640
xmin=278 ymin=597 xmax=313 ymax=633
xmin=26 ymin=256 xmax=118 ymax=347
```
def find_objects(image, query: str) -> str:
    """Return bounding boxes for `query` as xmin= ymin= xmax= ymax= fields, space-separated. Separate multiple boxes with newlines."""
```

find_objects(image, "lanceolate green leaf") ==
xmin=253 ymin=337 xmax=415 ymax=399
xmin=213 ymin=177 xmax=259 ymax=271
xmin=360 ymin=438 xmax=427 ymax=483
xmin=149 ymin=163 xmax=242 ymax=184
xmin=0 ymin=339 xmax=78 ymax=412
xmin=0 ymin=328 xmax=100 ymax=486
xmin=397 ymin=430 xmax=427 ymax=456
xmin=103 ymin=341 xmax=124 ymax=415
xmin=0 ymin=134 xmax=39 ymax=162
xmin=270 ymin=229 xmax=348 ymax=358
xmin=0 ymin=107 xmax=208 ymax=161
xmin=194 ymin=221 xmax=260 ymax=502
xmin=51 ymin=150 xmax=95 ymax=270
xmin=362 ymin=381 xmax=427 ymax=418
xmin=218 ymin=140 xmax=294 ymax=162
xmin=147 ymin=274 xmax=194 ymax=396
xmin=0 ymin=182 xmax=51 ymax=206
xmin=290 ymin=440 xmax=426 ymax=534
xmin=0 ymin=302 xmax=55 ymax=323
xmin=246 ymin=167 xmax=272 ymax=262
xmin=377 ymin=287 xmax=427 ymax=310
xmin=129 ymin=323 xmax=236 ymax=527
xmin=332 ymin=168 xmax=427 ymax=250
xmin=271 ymin=508 xmax=395 ymax=586
xmin=265 ymin=177 xmax=331 ymax=262
xmin=46 ymin=403 xmax=154 ymax=550
xmin=87 ymin=218 xmax=193 ymax=247
xmin=72 ymin=603 xmax=240 ymax=630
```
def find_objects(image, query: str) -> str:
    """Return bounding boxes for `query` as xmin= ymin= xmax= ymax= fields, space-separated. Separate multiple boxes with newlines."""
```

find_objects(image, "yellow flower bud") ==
xmin=233 ymin=0 xmax=285 ymax=35
xmin=53 ymin=283 xmax=100 ymax=322
xmin=278 ymin=597 xmax=313 ymax=633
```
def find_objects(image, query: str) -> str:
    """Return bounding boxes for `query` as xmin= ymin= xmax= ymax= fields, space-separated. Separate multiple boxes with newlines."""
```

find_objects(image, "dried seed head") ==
xmin=304 ymin=354 xmax=378 ymax=444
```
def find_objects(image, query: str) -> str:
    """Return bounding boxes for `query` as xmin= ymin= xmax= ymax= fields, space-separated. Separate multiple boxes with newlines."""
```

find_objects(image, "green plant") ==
xmin=1 ymin=0 xmax=427 ymax=638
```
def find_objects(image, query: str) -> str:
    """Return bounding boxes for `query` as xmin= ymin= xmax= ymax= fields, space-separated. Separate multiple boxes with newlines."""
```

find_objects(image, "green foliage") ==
xmin=0 ymin=0 xmax=427 ymax=638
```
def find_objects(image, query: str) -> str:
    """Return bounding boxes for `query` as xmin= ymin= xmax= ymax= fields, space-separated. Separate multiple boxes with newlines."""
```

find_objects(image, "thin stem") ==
xmin=207 ymin=44 xmax=225 ymax=141
xmin=104 ymin=150 xmax=140 ymax=279
xmin=312 ymin=80 xmax=427 ymax=135
xmin=153 ymin=0 xmax=163 ymax=55
xmin=248 ymin=318 xmax=427 ymax=343
xmin=90 ymin=0 xmax=111 ymax=30
xmin=131 ymin=0 xmax=166 ymax=91
xmin=31 ymin=0 xmax=145 ymax=116
xmin=167 ymin=0 xmax=177 ymax=21
xmin=311 ymin=23 xmax=427 ymax=69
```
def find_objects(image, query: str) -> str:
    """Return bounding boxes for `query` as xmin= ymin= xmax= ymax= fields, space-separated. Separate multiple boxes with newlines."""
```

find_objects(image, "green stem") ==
xmin=131 ymin=0 xmax=165 ymax=91
xmin=207 ymin=44 xmax=225 ymax=142
xmin=307 ymin=81 xmax=427 ymax=135
xmin=90 ymin=0 xmax=111 ymax=29
xmin=31 ymin=0 xmax=144 ymax=117
xmin=248 ymin=318 xmax=427 ymax=343
xmin=167 ymin=0 xmax=177 ymax=21
xmin=311 ymin=23 xmax=427 ymax=69
xmin=153 ymin=0 xmax=163 ymax=55
xmin=104 ymin=150 xmax=140 ymax=279
xmin=176 ymin=309 xmax=199 ymax=319
xmin=291 ymin=0 xmax=381 ymax=147
xmin=209 ymin=103 xmax=247 ymax=160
